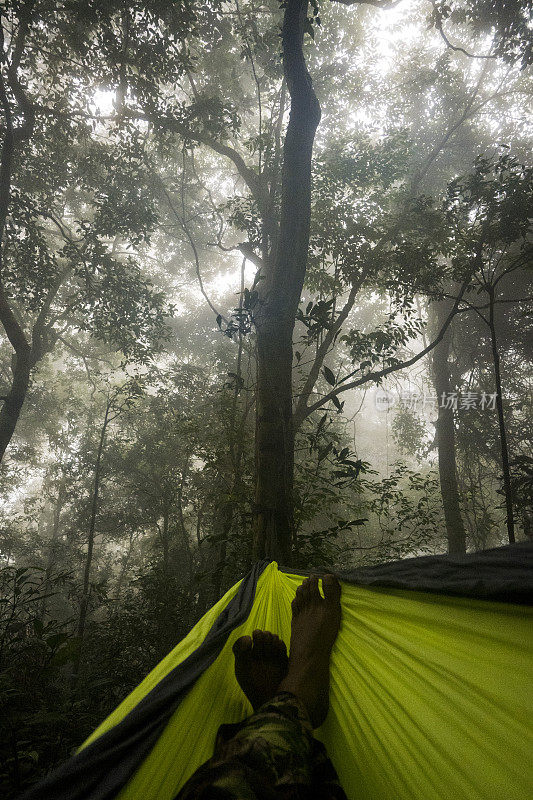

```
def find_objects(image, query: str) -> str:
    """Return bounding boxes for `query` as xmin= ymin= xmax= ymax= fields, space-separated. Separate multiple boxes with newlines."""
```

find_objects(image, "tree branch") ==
xmin=156 ymin=163 xmax=228 ymax=325
xmin=299 ymin=272 xmax=473 ymax=421
xmin=238 ymin=241 xmax=263 ymax=270
xmin=293 ymin=277 xmax=363 ymax=425
xmin=430 ymin=0 xmax=498 ymax=61
xmin=149 ymin=73 xmax=266 ymax=209
xmin=31 ymin=264 xmax=72 ymax=361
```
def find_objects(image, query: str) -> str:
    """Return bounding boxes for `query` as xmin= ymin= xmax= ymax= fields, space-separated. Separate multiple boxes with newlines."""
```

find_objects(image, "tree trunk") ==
xmin=160 ymin=504 xmax=170 ymax=575
xmin=0 ymin=337 xmax=31 ymax=462
xmin=39 ymin=478 xmax=66 ymax=621
xmin=211 ymin=496 xmax=236 ymax=602
xmin=0 ymin=22 xmax=36 ymax=463
xmin=114 ymin=530 xmax=136 ymax=600
xmin=252 ymin=0 xmax=320 ymax=564
xmin=176 ymin=461 xmax=193 ymax=582
xmin=253 ymin=325 xmax=295 ymax=563
xmin=430 ymin=301 xmax=467 ymax=554
xmin=212 ymin=261 xmax=252 ymax=597
xmin=487 ymin=285 xmax=515 ymax=543
xmin=76 ymin=400 xmax=111 ymax=642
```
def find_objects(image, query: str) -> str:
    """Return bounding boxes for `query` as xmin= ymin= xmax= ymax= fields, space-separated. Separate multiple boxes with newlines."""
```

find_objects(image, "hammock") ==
xmin=20 ymin=542 xmax=533 ymax=800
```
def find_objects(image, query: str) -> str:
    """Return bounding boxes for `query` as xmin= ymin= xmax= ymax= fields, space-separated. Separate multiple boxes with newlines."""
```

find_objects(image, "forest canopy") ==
xmin=0 ymin=0 xmax=531 ymax=794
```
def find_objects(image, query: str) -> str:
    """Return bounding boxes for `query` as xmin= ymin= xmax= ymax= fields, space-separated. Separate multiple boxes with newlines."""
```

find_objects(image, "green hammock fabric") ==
xmin=81 ymin=562 xmax=533 ymax=800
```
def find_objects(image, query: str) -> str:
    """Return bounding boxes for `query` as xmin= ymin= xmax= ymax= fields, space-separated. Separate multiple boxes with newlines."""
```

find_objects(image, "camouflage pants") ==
xmin=175 ymin=691 xmax=347 ymax=800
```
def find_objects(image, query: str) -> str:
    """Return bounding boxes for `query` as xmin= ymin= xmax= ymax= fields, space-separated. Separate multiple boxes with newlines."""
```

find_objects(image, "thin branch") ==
xmin=177 ymin=73 xmax=265 ymax=209
xmin=412 ymin=57 xmax=494 ymax=191
xmin=31 ymin=264 xmax=72 ymax=360
xmin=189 ymin=149 xmax=228 ymax=245
xmin=293 ymin=276 xmax=364 ymax=424
xmin=57 ymin=336 xmax=99 ymax=394
xmin=299 ymin=272 xmax=473 ymax=421
xmin=430 ymin=0 xmax=498 ymax=61
xmin=235 ymin=0 xmax=263 ymax=176
xmin=157 ymin=162 xmax=228 ymax=325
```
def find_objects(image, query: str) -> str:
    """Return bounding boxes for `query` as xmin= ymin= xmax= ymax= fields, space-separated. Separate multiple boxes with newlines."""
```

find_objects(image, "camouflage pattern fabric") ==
xmin=175 ymin=691 xmax=348 ymax=800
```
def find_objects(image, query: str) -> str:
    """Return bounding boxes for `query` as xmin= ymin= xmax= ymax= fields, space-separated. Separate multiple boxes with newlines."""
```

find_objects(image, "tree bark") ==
xmin=487 ymin=284 xmax=515 ymax=543
xmin=0 ymin=14 xmax=36 ymax=462
xmin=0 ymin=328 xmax=32 ymax=462
xmin=252 ymin=0 xmax=320 ymax=564
xmin=430 ymin=301 xmax=467 ymax=554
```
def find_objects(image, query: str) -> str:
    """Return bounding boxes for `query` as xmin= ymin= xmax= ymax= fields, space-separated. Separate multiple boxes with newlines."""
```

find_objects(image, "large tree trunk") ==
xmin=0 ymin=335 xmax=31 ymax=461
xmin=430 ymin=301 xmax=467 ymax=554
xmin=0 ymin=80 xmax=32 ymax=460
xmin=252 ymin=0 xmax=320 ymax=564
xmin=0 ymin=18 xmax=36 ymax=462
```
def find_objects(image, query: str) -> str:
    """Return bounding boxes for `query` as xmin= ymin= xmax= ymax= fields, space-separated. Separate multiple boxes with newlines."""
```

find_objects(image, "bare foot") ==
xmin=278 ymin=574 xmax=341 ymax=728
xmin=233 ymin=629 xmax=289 ymax=711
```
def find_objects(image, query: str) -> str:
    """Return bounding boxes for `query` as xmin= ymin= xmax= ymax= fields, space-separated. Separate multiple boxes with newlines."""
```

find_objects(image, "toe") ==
xmin=293 ymin=583 xmax=306 ymax=611
xmin=322 ymin=574 xmax=341 ymax=604
xmin=275 ymin=637 xmax=288 ymax=657
xmin=233 ymin=635 xmax=252 ymax=656
xmin=299 ymin=578 xmax=311 ymax=601
xmin=308 ymin=574 xmax=321 ymax=602
xmin=252 ymin=629 xmax=267 ymax=655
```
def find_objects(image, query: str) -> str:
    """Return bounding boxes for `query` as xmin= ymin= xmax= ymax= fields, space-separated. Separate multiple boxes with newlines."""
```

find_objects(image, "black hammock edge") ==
xmin=279 ymin=541 xmax=533 ymax=605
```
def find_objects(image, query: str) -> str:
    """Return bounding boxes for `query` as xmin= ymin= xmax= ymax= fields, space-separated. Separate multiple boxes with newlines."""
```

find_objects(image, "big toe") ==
xmin=322 ymin=574 xmax=341 ymax=604
xmin=273 ymin=635 xmax=288 ymax=657
xmin=299 ymin=575 xmax=321 ymax=603
xmin=308 ymin=574 xmax=321 ymax=602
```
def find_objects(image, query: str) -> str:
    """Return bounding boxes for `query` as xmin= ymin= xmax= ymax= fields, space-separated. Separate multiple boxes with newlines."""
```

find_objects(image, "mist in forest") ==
xmin=0 ymin=0 xmax=531 ymax=794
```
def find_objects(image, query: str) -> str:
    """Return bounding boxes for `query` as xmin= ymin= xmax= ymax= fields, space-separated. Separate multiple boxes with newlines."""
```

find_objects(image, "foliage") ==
xmin=429 ymin=0 xmax=533 ymax=66
xmin=355 ymin=465 xmax=446 ymax=564
xmin=0 ymin=566 xmax=79 ymax=796
xmin=391 ymin=406 xmax=428 ymax=457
